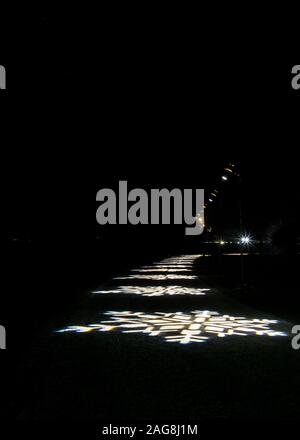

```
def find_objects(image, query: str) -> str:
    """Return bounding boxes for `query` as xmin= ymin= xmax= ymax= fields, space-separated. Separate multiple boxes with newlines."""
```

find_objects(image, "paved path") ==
xmin=18 ymin=255 xmax=300 ymax=419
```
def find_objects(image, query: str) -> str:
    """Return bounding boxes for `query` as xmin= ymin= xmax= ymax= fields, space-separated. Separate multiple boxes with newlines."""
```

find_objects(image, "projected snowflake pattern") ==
xmin=163 ymin=255 xmax=201 ymax=261
xmin=131 ymin=268 xmax=192 ymax=272
xmin=92 ymin=285 xmax=211 ymax=297
xmin=57 ymin=311 xmax=287 ymax=344
xmin=142 ymin=265 xmax=193 ymax=269
xmin=131 ymin=255 xmax=200 ymax=271
xmin=114 ymin=274 xmax=198 ymax=280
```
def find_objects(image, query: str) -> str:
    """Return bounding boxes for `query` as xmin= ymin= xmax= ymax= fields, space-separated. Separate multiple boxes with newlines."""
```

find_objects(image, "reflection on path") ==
xmin=57 ymin=310 xmax=287 ymax=344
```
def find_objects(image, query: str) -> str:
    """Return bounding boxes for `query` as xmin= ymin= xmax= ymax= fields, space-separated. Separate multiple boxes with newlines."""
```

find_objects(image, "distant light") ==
xmin=196 ymin=216 xmax=205 ymax=226
xmin=241 ymin=235 xmax=251 ymax=244
xmin=208 ymin=198 xmax=213 ymax=202
xmin=222 ymin=175 xmax=228 ymax=181
xmin=220 ymin=240 xmax=225 ymax=245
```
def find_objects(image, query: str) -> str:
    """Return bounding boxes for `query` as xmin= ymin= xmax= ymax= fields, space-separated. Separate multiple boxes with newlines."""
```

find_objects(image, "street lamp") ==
xmin=239 ymin=234 xmax=252 ymax=287
xmin=241 ymin=236 xmax=251 ymax=245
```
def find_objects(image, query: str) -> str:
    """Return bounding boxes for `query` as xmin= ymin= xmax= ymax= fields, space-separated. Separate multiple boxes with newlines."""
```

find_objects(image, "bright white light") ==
xmin=241 ymin=236 xmax=251 ymax=244
xmin=222 ymin=175 xmax=228 ymax=181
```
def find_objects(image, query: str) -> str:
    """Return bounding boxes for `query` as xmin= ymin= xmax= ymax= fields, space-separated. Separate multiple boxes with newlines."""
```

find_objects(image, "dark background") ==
xmin=0 ymin=13 xmax=299 ymax=429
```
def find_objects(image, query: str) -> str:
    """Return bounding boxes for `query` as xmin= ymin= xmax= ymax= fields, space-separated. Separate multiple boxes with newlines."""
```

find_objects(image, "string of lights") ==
xmin=196 ymin=161 xmax=252 ymax=247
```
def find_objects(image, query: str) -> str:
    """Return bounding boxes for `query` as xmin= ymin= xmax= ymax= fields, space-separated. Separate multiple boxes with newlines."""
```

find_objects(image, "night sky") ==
xmin=2 ymin=17 xmax=299 ymax=253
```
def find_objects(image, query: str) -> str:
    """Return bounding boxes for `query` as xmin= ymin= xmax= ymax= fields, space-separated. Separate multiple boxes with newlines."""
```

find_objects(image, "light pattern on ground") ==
xmin=141 ymin=265 xmax=192 ymax=269
xmin=57 ymin=310 xmax=287 ymax=344
xmin=92 ymin=286 xmax=211 ymax=297
xmin=114 ymin=274 xmax=198 ymax=280
xmin=131 ymin=268 xmax=192 ymax=272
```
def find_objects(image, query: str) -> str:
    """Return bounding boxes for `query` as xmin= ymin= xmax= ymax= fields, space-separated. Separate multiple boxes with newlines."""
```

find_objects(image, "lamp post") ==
xmin=238 ymin=165 xmax=246 ymax=287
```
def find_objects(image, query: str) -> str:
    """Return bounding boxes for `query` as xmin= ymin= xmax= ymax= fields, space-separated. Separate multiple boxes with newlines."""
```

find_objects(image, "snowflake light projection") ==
xmin=134 ymin=255 xmax=200 ymax=269
xmin=123 ymin=255 xmax=201 ymax=277
xmin=163 ymin=255 xmax=201 ymax=261
xmin=92 ymin=286 xmax=211 ymax=297
xmin=114 ymin=274 xmax=198 ymax=280
xmin=131 ymin=268 xmax=192 ymax=272
xmin=140 ymin=265 xmax=192 ymax=269
xmin=57 ymin=310 xmax=287 ymax=345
